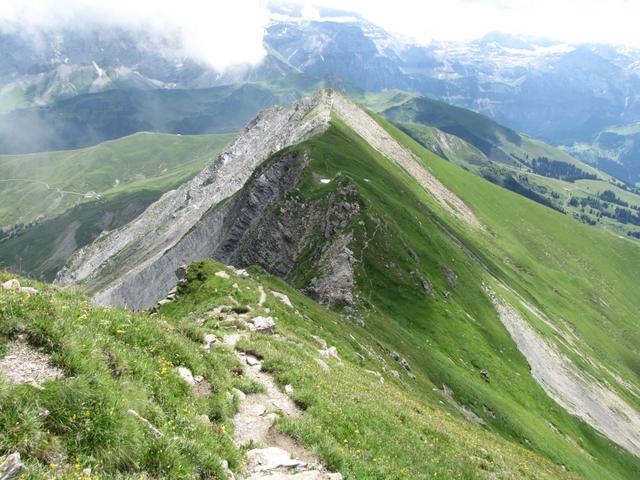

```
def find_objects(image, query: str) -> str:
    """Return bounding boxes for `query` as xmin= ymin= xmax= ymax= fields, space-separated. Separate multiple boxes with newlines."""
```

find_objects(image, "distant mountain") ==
xmin=2 ymin=8 xmax=640 ymax=184
xmin=264 ymin=11 xmax=640 ymax=149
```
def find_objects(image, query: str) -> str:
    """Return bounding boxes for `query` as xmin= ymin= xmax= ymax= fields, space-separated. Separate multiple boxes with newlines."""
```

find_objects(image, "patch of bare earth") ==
xmin=486 ymin=286 xmax=640 ymax=457
xmin=0 ymin=341 xmax=64 ymax=386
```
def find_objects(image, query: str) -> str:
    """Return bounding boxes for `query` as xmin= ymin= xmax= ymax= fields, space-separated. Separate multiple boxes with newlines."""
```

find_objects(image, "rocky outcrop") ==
xmin=305 ymin=233 xmax=356 ymax=307
xmin=57 ymin=92 xmax=334 ymax=309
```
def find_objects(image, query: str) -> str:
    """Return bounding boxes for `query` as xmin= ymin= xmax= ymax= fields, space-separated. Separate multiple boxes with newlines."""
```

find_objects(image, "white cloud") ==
xmin=284 ymin=0 xmax=640 ymax=47
xmin=1 ymin=0 xmax=639 ymax=73
xmin=0 ymin=0 xmax=271 ymax=70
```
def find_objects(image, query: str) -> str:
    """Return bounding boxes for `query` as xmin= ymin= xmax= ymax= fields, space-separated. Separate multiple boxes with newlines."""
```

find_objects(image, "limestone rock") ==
xmin=177 ymin=366 xmax=195 ymax=386
xmin=246 ymin=447 xmax=307 ymax=472
xmin=229 ymin=266 xmax=249 ymax=277
xmin=1 ymin=279 xmax=20 ymax=291
xmin=215 ymin=270 xmax=230 ymax=279
xmin=312 ymin=336 xmax=327 ymax=349
xmin=249 ymin=316 xmax=275 ymax=332
xmin=442 ymin=266 xmax=458 ymax=288
xmin=319 ymin=346 xmax=340 ymax=360
xmin=196 ymin=414 xmax=211 ymax=425
xmin=272 ymin=291 xmax=293 ymax=308
xmin=19 ymin=287 xmax=39 ymax=296
xmin=175 ymin=264 xmax=188 ymax=279
xmin=389 ymin=351 xmax=411 ymax=372
xmin=0 ymin=452 xmax=23 ymax=480
xmin=232 ymin=388 xmax=246 ymax=402
xmin=203 ymin=334 xmax=218 ymax=352
xmin=315 ymin=358 xmax=331 ymax=373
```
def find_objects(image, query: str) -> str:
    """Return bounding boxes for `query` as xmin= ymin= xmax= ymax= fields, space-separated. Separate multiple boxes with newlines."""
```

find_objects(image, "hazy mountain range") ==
xmin=2 ymin=5 xmax=640 ymax=183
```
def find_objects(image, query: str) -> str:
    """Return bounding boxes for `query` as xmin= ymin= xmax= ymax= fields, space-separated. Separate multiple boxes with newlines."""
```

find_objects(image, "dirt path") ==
xmin=224 ymin=333 xmax=341 ymax=480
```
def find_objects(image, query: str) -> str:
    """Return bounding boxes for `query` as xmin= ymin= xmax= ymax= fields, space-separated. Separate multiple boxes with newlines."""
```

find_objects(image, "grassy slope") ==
xmin=0 ymin=133 xmax=233 ymax=280
xmin=381 ymin=96 xmax=607 ymax=175
xmin=389 ymin=115 xmax=640 ymax=238
xmin=275 ymin=117 xmax=640 ymax=479
xmin=0 ymin=266 xmax=573 ymax=479
xmin=0 ymin=132 xmax=234 ymax=227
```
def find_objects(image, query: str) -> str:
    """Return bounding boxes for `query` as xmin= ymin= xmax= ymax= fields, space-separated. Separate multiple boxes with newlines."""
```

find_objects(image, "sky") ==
xmin=1 ymin=0 xmax=640 ymax=69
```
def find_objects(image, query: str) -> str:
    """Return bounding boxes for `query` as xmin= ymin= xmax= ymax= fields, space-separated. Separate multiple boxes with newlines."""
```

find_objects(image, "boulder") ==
xmin=319 ymin=346 xmax=340 ymax=360
xmin=215 ymin=271 xmax=230 ymax=279
xmin=0 ymin=453 xmax=23 ymax=480
xmin=19 ymin=287 xmax=39 ymax=296
xmin=249 ymin=316 xmax=275 ymax=332
xmin=271 ymin=291 xmax=293 ymax=308
xmin=246 ymin=447 xmax=306 ymax=472
xmin=1 ymin=279 xmax=20 ymax=291
xmin=203 ymin=334 xmax=218 ymax=352
xmin=177 ymin=366 xmax=196 ymax=386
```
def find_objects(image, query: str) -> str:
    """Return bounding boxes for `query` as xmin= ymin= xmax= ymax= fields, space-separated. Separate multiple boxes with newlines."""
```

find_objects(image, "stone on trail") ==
xmin=246 ymin=356 xmax=260 ymax=367
xmin=246 ymin=447 xmax=307 ymax=472
xmin=247 ymin=472 xmax=342 ymax=480
xmin=215 ymin=270 xmax=230 ymax=279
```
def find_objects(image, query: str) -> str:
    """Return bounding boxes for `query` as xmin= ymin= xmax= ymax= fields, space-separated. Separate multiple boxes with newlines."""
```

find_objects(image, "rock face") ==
xmin=58 ymin=90 xmax=477 ymax=310
xmin=56 ymin=91 xmax=333 ymax=309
